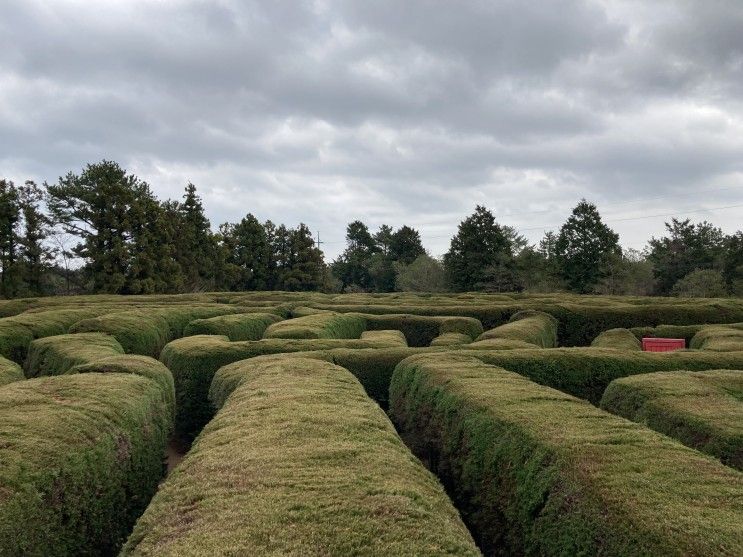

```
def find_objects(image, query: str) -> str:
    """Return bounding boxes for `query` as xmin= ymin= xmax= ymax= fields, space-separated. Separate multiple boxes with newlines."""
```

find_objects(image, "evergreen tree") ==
xmin=177 ymin=183 xmax=216 ymax=290
xmin=443 ymin=206 xmax=512 ymax=291
xmin=647 ymin=219 xmax=726 ymax=295
xmin=127 ymin=190 xmax=184 ymax=294
xmin=231 ymin=214 xmax=270 ymax=290
xmin=374 ymin=225 xmax=394 ymax=256
xmin=389 ymin=225 xmax=425 ymax=265
xmin=332 ymin=220 xmax=379 ymax=290
xmin=18 ymin=181 xmax=53 ymax=296
xmin=283 ymin=224 xmax=325 ymax=291
xmin=270 ymin=224 xmax=292 ymax=290
xmin=724 ymin=231 xmax=743 ymax=295
xmin=0 ymin=180 xmax=21 ymax=297
xmin=46 ymin=161 xmax=137 ymax=293
xmin=555 ymin=200 xmax=621 ymax=293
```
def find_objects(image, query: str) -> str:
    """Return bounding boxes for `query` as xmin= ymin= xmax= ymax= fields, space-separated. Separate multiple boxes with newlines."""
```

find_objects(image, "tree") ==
xmin=389 ymin=225 xmax=425 ymax=265
xmin=282 ymin=224 xmax=325 ymax=291
xmin=647 ymin=219 xmax=726 ymax=295
xmin=0 ymin=180 xmax=21 ymax=297
xmin=47 ymin=161 xmax=139 ymax=293
xmin=230 ymin=214 xmax=270 ymax=290
xmin=443 ymin=206 xmax=512 ymax=291
xmin=17 ymin=181 xmax=53 ymax=295
xmin=332 ymin=220 xmax=379 ymax=290
xmin=723 ymin=232 xmax=743 ymax=295
xmin=555 ymin=200 xmax=621 ymax=293
xmin=595 ymin=248 xmax=655 ymax=296
xmin=672 ymin=269 xmax=728 ymax=298
xmin=395 ymin=254 xmax=446 ymax=292
xmin=176 ymin=183 xmax=217 ymax=291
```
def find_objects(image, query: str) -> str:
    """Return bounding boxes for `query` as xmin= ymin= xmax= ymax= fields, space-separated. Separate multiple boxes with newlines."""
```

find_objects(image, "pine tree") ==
xmin=389 ymin=225 xmax=425 ymax=265
xmin=0 ymin=180 xmax=21 ymax=297
xmin=231 ymin=214 xmax=270 ymax=290
xmin=176 ymin=183 xmax=216 ymax=291
xmin=18 ymin=181 xmax=52 ymax=296
xmin=46 ymin=161 xmax=136 ymax=293
xmin=555 ymin=200 xmax=621 ymax=293
xmin=283 ymin=224 xmax=325 ymax=291
xmin=443 ymin=206 xmax=512 ymax=291
xmin=332 ymin=220 xmax=379 ymax=290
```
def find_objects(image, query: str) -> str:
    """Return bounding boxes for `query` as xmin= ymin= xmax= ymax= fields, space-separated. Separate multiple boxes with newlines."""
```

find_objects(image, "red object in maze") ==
xmin=641 ymin=338 xmax=686 ymax=352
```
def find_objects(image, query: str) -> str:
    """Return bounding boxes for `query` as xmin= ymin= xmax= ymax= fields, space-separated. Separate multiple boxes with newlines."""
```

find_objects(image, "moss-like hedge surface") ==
xmin=390 ymin=353 xmax=743 ymax=556
xmin=691 ymin=326 xmax=743 ymax=351
xmin=160 ymin=334 xmax=415 ymax=440
xmin=122 ymin=357 xmax=479 ymax=556
xmin=264 ymin=312 xmax=366 ymax=339
xmin=591 ymin=328 xmax=642 ymax=350
xmin=25 ymin=332 xmax=125 ymax=377
xmin=0 ymin=356 xmax=23 ymax=386
xmin=183 ymin=312 xmax=282 ymax=341
xmin=430 ymin=332 xmax=473 ymax=346
xmin=0 ymin=373 xmax=172 ymax=555
xmin=476 ymin=310 xmax=558 ymax=348
xmin=601 ymin=369 xmax=743 ymax=470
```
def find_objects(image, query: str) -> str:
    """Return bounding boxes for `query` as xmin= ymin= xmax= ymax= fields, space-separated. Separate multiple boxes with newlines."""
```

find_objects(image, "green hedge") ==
xmin=469 ymin=347 xmax=743 ymax=404
xmin=690 ymin=326 xmax=743 ymax=351
xmin=0 ymin=357 xmax=23 ymax=386
xmin=160 ymin=335 xmax=418 ymax=441
xmin=590 ymin=328 xmax=641 ymax=350
xmin=360 ymin=313 xmax=483 ymax=346
xmin=68 ymin=305 xmax=244 ymax=357
xmin=466 ymin=338 xmax=538 ymax=350
xmin=601 ymin=369 xmax=743 ymax=470
xmin=476 ymin=310 xmax=558 ymax=348
xmin=430 ymin=332 xmax=473 ymax=346
xmin=183 ymin=312 xmax=282 ymax=341
xmin=264 ymin=312 xmax=367 ymax=339
xmin=122 ymin=357 xmax=478 ymax=556
xmin=0 ymin=373 xmax=172 ymax=555
xmin=25 ymin=333 xmax=125 ymax=378
xmin=390 ymin=354 xmax=743 ymax=555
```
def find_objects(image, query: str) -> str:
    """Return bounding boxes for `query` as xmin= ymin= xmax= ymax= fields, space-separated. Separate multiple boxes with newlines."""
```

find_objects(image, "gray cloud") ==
xmin=1 ymin=0 xmax=742 ymax=259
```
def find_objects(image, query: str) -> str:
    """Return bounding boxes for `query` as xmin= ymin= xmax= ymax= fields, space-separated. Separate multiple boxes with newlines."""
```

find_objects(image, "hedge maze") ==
xmin=0 ymin=292 xmax=741 ymax=555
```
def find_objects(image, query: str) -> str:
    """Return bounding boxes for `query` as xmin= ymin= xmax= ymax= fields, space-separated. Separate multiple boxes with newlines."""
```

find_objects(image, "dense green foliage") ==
xmin=264 ymin=312 xmax=366 ymax=339
xmin=590 ymin=328 xmax=641 ymax=350
xmin=0 ymin=356 xmax=23 ymax=386
xmin=390 ymin=354 xmax=743 ymax=555
xmin=690 ymin=325 xmax=743 ymax=351
xmin=0 ymin=373 xmax=172 ymax=555
xmin=476 ymin=310 xmax=558 ymax=347
xmin=601 ymin=370 xmax=743 ymax=470
xmin=25 ymin=332 xmax=125 ymax=377
xmin=184 ymin=312 xmax=282 ymax=341
xmin=122 ymin=357 xmax=478 ymax=556
xmin=555 ymin=200 xmax=621 ymax=293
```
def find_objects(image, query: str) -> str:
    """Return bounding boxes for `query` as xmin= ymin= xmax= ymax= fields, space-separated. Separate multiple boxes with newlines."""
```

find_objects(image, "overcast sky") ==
xmin=1 ymin=0 xmax=742 ymax=259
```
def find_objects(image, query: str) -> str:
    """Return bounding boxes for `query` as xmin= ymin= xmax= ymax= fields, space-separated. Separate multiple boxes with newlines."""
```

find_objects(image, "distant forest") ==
xmin=0 ymin=160 xmax=741 ymax=298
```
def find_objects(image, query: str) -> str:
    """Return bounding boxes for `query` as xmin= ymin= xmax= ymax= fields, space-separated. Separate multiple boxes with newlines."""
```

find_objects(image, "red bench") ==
xmin=642 ymin=338 xmax=685 ymax=352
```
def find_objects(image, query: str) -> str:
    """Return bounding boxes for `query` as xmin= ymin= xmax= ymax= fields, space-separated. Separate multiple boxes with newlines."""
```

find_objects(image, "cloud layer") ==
xmin=2 ymin=0 xmax=742 ymax=258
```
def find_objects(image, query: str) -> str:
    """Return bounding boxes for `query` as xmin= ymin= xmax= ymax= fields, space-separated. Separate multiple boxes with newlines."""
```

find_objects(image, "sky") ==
xmin=1 ymin=0 xmax=742 ymax=260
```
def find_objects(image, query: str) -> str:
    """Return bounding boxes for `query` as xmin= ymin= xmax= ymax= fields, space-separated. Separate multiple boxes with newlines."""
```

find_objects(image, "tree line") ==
xmin=1 ymin=160 xmax=741 ymax=298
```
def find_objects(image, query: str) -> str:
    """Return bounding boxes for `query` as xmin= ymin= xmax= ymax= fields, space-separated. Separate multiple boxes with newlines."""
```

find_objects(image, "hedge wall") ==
xmin=0 ymin=357 xmax=23 ymax=386
xmin=121 ymin=357 xmax=478 ymax=556
xmin=160 ymin=334 xmax=417 ymax=441
xmin=601 ymin=369 xmax=743 ymax=470
xmin=476 ymin=310 xmax=557 ymax=348
xmin=25 ymin=332 xmax=125 ymax=378
xmin=0 ymin=373 xmax=172 ymax=555
xmin=590 ymin=328 xmax=641 ymax=351
xmin=390 ymin=353 xmax=743 ymax=556
xmin=183 ymin=312 xmax=282 ymax=341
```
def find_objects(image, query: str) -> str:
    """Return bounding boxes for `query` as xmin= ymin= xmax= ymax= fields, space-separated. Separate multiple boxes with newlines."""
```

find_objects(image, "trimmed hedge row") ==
xmin=0 ymin=357 xmax=23 ymax=386
xmin=430 ymin=332 xmax=473 ymax=346
xmin=476 ymin=310 xmax=557 ymax=348
xmin=390 ymin=353 xmax=743 ymax=556
xmin=183 ymin=312 xmax=282 ymax=341
xmin=160 ymin=334 xmax=416 ymax=441
xmin=68 ymin=305 xmax=245 ymax=357
xmin=25 ymin=332 xmax=125 ymax=378
xmin=691 ymin=326 xmax=743 ymax=351
xmin=264 ymin=312 xmax=366 ymax=339
xmin=590 ymin=328 xmax=641 ymax=350
xmin=601 ymin=369 xmax=743 ymax=470
xmin=0 ymin=372 xmax=172 ymax=555
xmin=122 ymin=357 xmax=479 ymax=556
xmin=360 ymin=313 xmax=483 ymax=346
